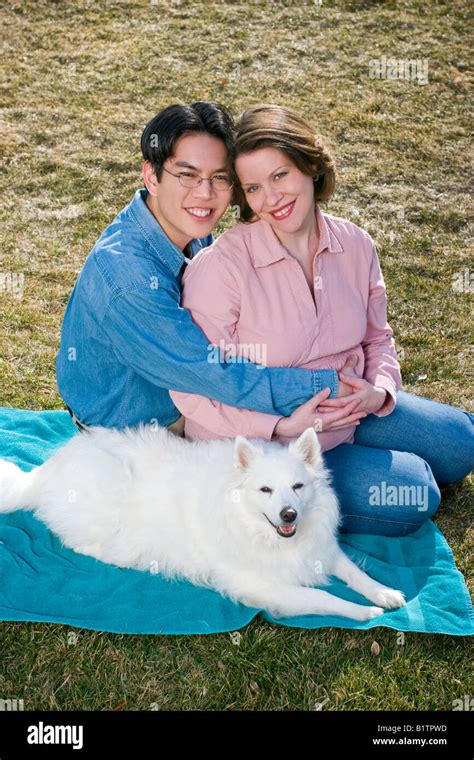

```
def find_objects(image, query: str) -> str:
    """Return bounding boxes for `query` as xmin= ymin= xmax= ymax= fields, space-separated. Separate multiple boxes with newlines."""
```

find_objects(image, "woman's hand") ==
xmin=274 ymin=387 xmax=367 ymax=438
xmin=320 ymin=374 xmax=388 ymax=414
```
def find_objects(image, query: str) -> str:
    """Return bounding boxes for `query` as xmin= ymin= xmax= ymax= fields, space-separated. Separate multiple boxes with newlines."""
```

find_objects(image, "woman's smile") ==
xmin=268 ymin=200 xmax=296 ymax=220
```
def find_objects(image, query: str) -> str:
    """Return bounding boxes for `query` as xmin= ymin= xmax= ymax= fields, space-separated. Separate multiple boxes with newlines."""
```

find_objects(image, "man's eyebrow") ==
xmin=173 ymin=161 xmax=229 ymax=173
xmin=241 ymin=164 xmax=290 ymax=186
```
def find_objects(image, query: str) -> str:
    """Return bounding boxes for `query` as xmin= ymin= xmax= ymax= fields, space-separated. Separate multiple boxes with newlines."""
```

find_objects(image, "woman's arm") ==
xmin=360 ymin=243 xmax=402 ymax=416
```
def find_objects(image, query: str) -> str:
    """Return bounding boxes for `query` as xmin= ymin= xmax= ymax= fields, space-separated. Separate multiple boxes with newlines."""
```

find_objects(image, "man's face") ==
xmin=144 ymin=133 xmax=232 ymax=250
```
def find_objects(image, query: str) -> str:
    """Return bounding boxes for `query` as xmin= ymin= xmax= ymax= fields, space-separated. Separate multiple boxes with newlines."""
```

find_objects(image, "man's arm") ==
xmin=170 ymin=389 xmax=282 ymax=440
xmin=103 ymin=282 xmax=338 ymax=418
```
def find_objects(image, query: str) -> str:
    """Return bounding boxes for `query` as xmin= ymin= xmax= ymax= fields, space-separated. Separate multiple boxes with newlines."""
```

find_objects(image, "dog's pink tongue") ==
xmin=279 ymin=525 xmax=295 ymax=535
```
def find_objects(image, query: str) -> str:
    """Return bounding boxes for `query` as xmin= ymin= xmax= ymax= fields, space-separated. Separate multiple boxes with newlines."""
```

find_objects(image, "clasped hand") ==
xmin=274 ymin=354 xmax=387 ymax=438
xmin=319 ymin=373 xmax=388 ymax=415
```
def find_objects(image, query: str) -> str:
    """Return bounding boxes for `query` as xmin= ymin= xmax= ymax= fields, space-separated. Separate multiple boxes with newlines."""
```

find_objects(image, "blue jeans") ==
xmin=322 ymin=391 xmax=474 ymax=536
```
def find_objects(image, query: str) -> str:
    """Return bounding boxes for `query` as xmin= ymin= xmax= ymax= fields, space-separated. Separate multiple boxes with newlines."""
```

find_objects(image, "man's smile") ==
xmin=185 ymin=207 xmax=214 ymax=220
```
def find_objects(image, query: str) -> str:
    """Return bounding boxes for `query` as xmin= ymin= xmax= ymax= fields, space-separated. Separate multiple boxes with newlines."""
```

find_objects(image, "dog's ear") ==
xmin=233 ymin=436 xmax=261 ymax=471
xmin=289 ymin=428 xmax=323 ymax=467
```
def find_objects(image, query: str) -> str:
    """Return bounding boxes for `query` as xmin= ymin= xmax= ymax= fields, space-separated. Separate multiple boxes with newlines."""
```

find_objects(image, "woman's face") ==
xmin=235 ymin=147 xmax=316 ymax=233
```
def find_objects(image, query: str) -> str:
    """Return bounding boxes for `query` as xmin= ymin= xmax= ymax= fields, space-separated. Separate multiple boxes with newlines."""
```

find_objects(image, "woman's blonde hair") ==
xmin=232 ymin=104 xmax=336 ymax=222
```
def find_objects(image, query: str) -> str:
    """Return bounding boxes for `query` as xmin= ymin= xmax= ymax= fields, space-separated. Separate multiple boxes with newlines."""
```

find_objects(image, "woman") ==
xmin=170 ymin=105 xmax=474 ymax=536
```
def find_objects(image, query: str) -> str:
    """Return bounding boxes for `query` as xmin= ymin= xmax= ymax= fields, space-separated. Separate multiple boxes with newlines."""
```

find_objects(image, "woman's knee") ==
xmin=365 ymin=453 xmax=441 ymax=528
xmin=417 ymin=396 xmax=474 ymax=483
xmin=387 ymin=392 xmax=474 ymax=485
xmin=400 ymin=453 xmax=441 ymax=522
xmin=325 ymin=443 xmax=443 ymax=537
xmin=338 ymin=455 xmax=441 ymax=537
xmin=438 ymin=408 xmax=474 ymax=484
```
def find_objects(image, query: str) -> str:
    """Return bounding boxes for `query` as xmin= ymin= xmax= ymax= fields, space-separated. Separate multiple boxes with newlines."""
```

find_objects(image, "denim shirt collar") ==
xmin=127 ymin=188 xmax=210 ymax=278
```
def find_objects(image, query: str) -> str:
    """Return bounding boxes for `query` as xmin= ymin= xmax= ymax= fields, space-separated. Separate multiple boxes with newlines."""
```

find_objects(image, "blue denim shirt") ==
xmin=56 ymin=189 xmax=338 ymax=428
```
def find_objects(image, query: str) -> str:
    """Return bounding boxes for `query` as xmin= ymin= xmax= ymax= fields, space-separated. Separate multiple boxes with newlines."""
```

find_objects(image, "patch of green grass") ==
xmin=1 ymin=620 xmax=472 ymax=711
xmin=0 ymin=0 xmax=472 ymax=711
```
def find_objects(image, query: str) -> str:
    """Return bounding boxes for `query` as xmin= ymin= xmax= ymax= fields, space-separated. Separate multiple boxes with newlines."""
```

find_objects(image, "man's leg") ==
xmin=353 ymin=390 xmax=474 ymax=485
xmin=323 ymin=442 xmax=441 ymax=536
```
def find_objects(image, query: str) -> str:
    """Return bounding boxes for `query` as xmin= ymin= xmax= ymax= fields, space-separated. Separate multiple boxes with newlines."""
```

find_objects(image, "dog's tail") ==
xmin=0 ymin=459 xmax=38 ymax=512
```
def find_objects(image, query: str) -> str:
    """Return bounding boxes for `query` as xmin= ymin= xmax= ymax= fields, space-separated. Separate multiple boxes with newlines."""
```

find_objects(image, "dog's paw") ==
xmin=372 ymin=588 xmax=406 ymax=610
xmin=361 ymin=606 xmax=385 ymax=620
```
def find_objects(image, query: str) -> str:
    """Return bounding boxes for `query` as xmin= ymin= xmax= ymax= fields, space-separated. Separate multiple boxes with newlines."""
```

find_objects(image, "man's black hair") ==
xmin=140 ymin=101 xmax=235 ymax=180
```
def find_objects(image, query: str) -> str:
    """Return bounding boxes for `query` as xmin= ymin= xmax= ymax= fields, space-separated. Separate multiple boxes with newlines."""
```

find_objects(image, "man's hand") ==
xmin=336 ymin=353 xmax=359 ymax=397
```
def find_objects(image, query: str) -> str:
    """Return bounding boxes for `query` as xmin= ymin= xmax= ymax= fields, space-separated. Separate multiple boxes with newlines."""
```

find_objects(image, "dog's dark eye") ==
xmin=292 ymin=483 xmax=304 ymax=491
xmin=259 ymin=486 xmax=273 ymax=494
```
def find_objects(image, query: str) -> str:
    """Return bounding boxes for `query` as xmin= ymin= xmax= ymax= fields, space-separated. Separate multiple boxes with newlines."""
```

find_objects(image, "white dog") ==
xmin=0 ymin=424 xmax=405 ymax=620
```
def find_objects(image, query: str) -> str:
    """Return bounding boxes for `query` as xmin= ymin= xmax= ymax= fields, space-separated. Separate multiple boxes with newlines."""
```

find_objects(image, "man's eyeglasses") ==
xmin=162 ymin=166 xmax=233 ymax=191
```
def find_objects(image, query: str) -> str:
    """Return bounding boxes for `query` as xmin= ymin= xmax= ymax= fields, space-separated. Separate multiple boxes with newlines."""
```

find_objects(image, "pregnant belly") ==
xmin=234 ymin=324 xmax=366 ymax=378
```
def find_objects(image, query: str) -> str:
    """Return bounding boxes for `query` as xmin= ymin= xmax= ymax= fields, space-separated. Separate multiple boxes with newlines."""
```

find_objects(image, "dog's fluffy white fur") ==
xmin=0 ymin=424 xmax=405 ymax=620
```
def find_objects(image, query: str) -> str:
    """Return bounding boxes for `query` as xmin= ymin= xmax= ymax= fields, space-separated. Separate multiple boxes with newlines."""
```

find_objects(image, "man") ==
xmin=56 ymin=101 xmax=343 ymax=433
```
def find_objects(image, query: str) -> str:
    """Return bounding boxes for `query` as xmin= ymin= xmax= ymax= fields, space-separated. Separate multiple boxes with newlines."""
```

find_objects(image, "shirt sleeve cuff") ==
xmin=312 ymin=369 xmax=339 ymax=399
xmin=372 ymin=377 xmax=398 ymax=417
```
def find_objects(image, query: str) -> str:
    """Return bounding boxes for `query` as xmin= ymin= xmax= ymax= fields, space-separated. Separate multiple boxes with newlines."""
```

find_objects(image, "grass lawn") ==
xmin=0 ymin=0 xmax=472 ymax=711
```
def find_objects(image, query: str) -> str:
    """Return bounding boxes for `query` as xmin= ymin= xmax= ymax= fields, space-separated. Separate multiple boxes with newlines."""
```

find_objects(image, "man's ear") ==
xmin=289 ymin=427 xmax=323 ymax=468
xmin=233 ymin=436 xmax=262 ymax=472
xmin=143 ymin=161 xmax=160 ymax=196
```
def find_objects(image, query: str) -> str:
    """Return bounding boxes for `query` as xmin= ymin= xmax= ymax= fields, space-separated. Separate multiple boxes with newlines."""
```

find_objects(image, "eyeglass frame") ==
xmin=161 ymin=165 xmax=234 ymax=191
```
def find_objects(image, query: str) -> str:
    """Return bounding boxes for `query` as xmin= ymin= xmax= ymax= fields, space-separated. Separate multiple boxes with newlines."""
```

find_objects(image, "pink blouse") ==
xmin=170 ymin=205 xmax=402 ymax=452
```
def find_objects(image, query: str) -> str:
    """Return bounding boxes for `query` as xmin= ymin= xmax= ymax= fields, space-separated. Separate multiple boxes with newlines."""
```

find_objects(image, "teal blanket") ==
xmin=0 ymin=408 xmax=472 ymax=636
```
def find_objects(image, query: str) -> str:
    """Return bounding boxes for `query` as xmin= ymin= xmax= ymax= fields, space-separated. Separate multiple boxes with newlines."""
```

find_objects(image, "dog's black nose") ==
xmin=280 ymin=507 xmax=297 ymax=523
